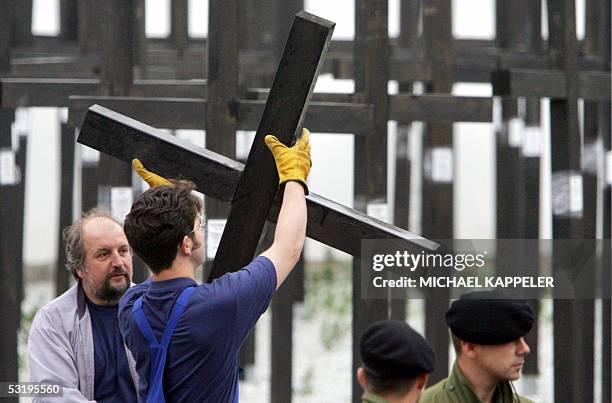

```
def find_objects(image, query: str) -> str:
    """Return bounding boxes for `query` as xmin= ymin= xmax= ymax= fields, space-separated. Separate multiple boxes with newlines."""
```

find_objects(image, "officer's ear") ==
xmin=356 ymin=367 xmax=368 ymax=390
xmin=462 ymin=341 xmax=478 ymax=359
xmin=415 ymin=373 xmax=428 ymax=390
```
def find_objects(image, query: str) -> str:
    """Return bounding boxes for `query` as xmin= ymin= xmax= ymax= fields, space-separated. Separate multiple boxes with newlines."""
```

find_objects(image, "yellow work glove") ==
xmin=264 ymin=128 xmax=312 ymax=195
xmin=132 ymin=159 xmax=171 ymax=187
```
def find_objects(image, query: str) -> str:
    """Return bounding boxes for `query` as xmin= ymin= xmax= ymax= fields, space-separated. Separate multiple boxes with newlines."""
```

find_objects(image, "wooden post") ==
xmin=56 ymin=122 xmax=75 ymax=295
xmin=10 ymin=0 xmax=32 ymax=47
xmin=399 ymin=0 xmax=420 ymax=51
xmin=520 ymin=0 xmax=542 ymax=376
xmin=601 ymin=114 xmax=611 ymax=403
xmin=204 ymin=0 xmax=238 ymax=280
xmin=59 ymin=0 xmax=79 ymax=41
xmin=580 ymin=0 xmax=605 ymax=394
xmin=494 ymin=0 xmax=542 ymax=376
xmin=495 ymin=97 xmax=521 ymax=276
xmin=390 ymin=122 xmax=410 ymax=322
xmin=78 ymin=0 xmax=101 ymax=55
xmin=0 ymin=108 xmax=21 ymax=400
xmin=392 ymin=0 xmax=420 ymax=322
xmin=170 ymin=0 xmax=189 ymax=57
xmin=0 ymin=0 xmax=12 ymax=72
xmin=421 ymin=0 xmax=453 ymax=384
xmin=351 ymin=0 xmax=390 ymax=401
xmin=96 ymin=0 xmax=148 ymax=282
xmin=588 ymin=0 xmax=611 ymax=400
xmin=547 ymin=1 xmax=591 ymax=401
xmin=133 ymin=0 xmax=147 ymax=80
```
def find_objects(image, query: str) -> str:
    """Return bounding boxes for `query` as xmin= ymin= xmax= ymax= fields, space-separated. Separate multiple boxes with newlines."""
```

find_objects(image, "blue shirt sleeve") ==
xmin=199 ymin=256 xmax=276 ymax=347
xmin=231 ymin=256 xmax=277 ymax=341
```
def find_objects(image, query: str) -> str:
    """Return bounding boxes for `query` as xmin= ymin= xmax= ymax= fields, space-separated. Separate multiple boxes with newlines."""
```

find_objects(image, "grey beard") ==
xmin=88 ymin=275 xmax=129 ymax=303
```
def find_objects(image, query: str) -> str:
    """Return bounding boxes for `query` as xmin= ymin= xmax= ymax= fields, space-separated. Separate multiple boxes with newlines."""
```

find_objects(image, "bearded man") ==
xmin=28 ymin=207 xmax=138 ymax=402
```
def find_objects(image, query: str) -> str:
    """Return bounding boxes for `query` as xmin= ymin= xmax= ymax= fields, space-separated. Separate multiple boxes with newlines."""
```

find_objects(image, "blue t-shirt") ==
xmin=118 ymin=256 xmax=277 ymax=403
xmin=85 ymin=298 xmax=137 ymax=403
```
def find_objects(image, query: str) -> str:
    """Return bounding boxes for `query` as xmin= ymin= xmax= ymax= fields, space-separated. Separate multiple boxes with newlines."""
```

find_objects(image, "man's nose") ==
xmin=517 ymin=337 xmax=530 ymax=355
xmin=110 ymin=251 xmax=124 ymax=267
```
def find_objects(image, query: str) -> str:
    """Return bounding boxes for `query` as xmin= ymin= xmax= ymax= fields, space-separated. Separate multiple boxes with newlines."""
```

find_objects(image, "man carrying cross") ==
xmin=118 ymin=129 xmax=311 ymax=402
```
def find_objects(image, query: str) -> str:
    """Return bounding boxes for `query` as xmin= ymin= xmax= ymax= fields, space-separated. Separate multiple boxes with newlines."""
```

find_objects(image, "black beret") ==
xmin=360 ymin=320 xmax=435 ymax=379
xmin=446 ymin=290 xmax=535 ymax=345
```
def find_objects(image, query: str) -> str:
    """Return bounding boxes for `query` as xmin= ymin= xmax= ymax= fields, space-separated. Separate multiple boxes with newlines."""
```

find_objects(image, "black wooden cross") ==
xmin=76 ymin=101 xmax=438 ymax=257
xmin=76 ymin=9 xmax=438 ymax=260
xmin=76 ymin=90 xmax=439 ymax=399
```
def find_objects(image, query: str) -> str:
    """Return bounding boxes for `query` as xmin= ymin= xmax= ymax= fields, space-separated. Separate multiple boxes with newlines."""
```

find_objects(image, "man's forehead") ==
xmin=83 ymin=217 xmax=128 ymax=248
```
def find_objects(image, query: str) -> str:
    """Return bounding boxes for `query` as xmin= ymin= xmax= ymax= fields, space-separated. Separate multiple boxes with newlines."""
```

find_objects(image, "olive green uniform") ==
xmin=361 ymin=391 xmax=390 ymax=403
xmin=420 ymin=363 xmax=534 ymax=403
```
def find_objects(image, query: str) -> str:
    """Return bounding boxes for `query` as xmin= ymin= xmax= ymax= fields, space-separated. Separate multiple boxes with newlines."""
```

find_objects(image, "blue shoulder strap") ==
xmin=133 ymin=286 xmax=196 ymax=403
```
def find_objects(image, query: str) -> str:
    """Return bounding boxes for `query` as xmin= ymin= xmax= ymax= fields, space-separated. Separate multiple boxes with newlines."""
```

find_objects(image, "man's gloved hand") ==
xmin=264 ymin=128 xmax=312 ymax=195
xmin=132 ymin=159 xmax=171 ymax=187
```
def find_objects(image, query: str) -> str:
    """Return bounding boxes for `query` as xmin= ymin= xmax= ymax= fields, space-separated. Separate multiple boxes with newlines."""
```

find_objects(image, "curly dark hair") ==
xmin=124 ymin=180 xmax=203 ymax=273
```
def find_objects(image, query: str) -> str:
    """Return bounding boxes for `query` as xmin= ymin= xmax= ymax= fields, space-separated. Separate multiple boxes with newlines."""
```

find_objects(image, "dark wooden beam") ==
xmin=587 ymin=0 xmax=611 ymax=399
xmin=68 ymin=96 xmax=205 ymax=128
xmin=78 ymin=0 xmax=101 ymax=54
xmin=492 ymin=69 xmax=611 ymax=101
xmin=170 ymin=0 xmax=189 ymax=56
xmin=56 ymin=122 xmax=74 ymax=295
xmin=133 ymin=0 xmax=147 ymax=80
xmin=1 ymin=78 xmax=207 ymax=107
xmin=59 ymin=0 xmax=79 ymax=41
xmin=10 ymin=0 xmax=33 ymax=47
xmin=0 ymin=0 xmax=11 ymax=72
xmin=236 ymin=100 xmax=374 ymax=134
xmin=420 ymin=0 xmax=454 ymax=385
xmin=248 ymin=90 xmax=492 ymax=123
xmin=0 ymin=109 xmax=23 ymax=403
xmin=399 ymin=0 xmax=420 ymax=50
xmin=495 ymin=0 xmax=542 ymax=376
xmin=76 ymin=105 xmax=439 ymax=257
xmin=352 ymin=0 xmax=391 ymax=400
xmin=67 ymin=96 xmax=374 ymax=134
xmin=547 ymin=1 xmax=592 ymax=402
xmin=8 ymin=55 xmax=100 ymax=78
xmin=208 ymin=12 xmax=335 ymax=280
xmin=390 ymin=94 xmax=492 ymax=123
xmin=1 ymin=78 xmax=99 ymax=107
xmin=95 ymin=0 xmax=148 ymax=282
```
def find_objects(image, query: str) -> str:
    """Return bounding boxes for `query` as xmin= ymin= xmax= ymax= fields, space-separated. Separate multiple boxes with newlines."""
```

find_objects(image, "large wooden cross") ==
xmin=77 ymin=12 xmax=438 ymax=274
xmin=77 ymin=102 xmax=437 ymax=259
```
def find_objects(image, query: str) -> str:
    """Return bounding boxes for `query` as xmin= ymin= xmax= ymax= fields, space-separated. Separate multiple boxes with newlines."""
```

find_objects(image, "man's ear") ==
xmin=463 ymin=341 xmax=477 ymax=358
xmin=76 ymin=267 xmax=86 ymax=279
xmin=179 ymin=235 xmax=192 ymax=255
xmin=416 ymin=373 xmax=428 ymax=390
xmin=357 ymin=367 xmax=368 ymax=391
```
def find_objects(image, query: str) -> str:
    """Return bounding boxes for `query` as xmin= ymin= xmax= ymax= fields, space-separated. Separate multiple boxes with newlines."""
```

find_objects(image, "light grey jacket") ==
xmin=28 ymin=283 xmax=139 ymax=402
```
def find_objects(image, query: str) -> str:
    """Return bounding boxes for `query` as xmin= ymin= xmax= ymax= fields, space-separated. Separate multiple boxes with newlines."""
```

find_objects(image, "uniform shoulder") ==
xmin=420 ymin=378 xmax=449 ymax=403
xmin=515 ymin=394 xmax=535 ymax=403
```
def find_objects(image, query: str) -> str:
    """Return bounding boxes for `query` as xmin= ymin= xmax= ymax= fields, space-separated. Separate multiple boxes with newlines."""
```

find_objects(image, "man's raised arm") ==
xmin=261 ymin=129 xmax=311 ymax=289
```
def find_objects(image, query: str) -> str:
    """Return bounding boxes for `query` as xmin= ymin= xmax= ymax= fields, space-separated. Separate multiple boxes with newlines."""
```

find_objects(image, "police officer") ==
xmin=421 ymin=290 xmax=536 ymax=403
xmin=358 ymin=320 xmax=435 ymax=403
